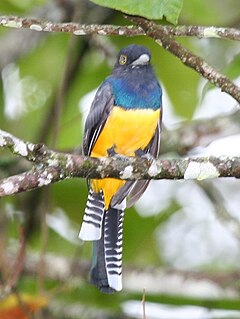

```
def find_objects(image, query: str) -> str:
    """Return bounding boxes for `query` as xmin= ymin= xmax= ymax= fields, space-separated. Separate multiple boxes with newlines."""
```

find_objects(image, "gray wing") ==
xmin=83 ymin=81 xmax=114 ymax=156
xmin=111 ymin=119 xmax=161 ymax=208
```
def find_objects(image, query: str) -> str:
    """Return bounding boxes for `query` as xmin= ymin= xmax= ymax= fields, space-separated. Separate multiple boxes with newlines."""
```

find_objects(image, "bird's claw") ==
xmin=107 ymin=145 xmax=127 ymax=161
xmin=135 ymin=148 xmax=154 ymax=161
xmin=107 ymin=145 xmax=117 ymax=157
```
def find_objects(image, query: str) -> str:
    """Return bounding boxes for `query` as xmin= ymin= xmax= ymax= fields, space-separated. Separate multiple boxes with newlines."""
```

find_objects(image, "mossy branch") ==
xmin=1 ymin=129 xmax=240 ymax=197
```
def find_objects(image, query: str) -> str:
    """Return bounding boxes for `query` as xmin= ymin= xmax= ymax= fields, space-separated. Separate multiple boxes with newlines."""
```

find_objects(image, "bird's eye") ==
xmin=119 ymin=54 xmax=127 ymax=65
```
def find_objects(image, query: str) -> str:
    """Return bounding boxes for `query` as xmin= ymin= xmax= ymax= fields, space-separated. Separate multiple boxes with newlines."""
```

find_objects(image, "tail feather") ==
xmin=104 ymin=208 xmax=124 ymax=292
xmin=79 ymin=190 xmax=104 ymax=241
xmin=90 ymin=207 xmax=124 ymax=293
xmin=90 ymin=229 xmax=112 ymax=293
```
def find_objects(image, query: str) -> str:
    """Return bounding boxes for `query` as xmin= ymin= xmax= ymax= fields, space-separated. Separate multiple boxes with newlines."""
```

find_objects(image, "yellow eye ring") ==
xmin=119 ymin=54 xmax=127 ymax=65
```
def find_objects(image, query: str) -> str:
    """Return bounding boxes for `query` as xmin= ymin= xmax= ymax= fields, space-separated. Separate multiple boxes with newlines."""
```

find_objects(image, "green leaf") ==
xmin=90 ymin=0 xmax=183 ymax=24
xmin=181 ymin=0 xmax=240 ymax=25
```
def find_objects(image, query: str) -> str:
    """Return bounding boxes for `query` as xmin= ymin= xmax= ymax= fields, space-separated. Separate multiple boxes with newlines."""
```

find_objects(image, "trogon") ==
xmin=79 ymin=44 xmax=162 ymax=293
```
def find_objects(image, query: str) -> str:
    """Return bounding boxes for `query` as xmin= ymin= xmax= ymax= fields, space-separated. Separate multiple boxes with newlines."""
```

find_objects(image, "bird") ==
xmin=79 ymin=44 xmax=162 ymax=293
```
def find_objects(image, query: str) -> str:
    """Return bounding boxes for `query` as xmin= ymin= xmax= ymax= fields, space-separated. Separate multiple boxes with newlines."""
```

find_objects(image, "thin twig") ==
xmin=7 ymin=227 xmax=26 ymax=289
xmin=38 ymin=189 xmax=50 ymax=293
xmin=129 ymin=16 xmax=240 ymax=104
xmin=142 ymin=288 xmax=147 ymax=319
xmin=1 ymin=16 xmax=240 ymax=40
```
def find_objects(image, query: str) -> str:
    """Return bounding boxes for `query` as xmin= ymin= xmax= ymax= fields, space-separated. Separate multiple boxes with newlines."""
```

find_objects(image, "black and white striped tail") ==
xmin=79 ymin=190 xmax=104 ymax=241
xmin=104 ymin=206 xmax=124 ymax=292
xmin=91 ymin=202 xmax=125 ymax=293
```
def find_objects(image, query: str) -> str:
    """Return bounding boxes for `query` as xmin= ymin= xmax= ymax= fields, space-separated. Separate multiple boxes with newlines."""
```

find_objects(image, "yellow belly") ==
xmin=90 ymin=106 xmax=160 ymax=208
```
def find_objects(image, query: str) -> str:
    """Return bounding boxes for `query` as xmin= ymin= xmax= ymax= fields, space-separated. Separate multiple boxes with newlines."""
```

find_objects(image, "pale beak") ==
xmin=132 ymin=54 xmax=150 ymax=66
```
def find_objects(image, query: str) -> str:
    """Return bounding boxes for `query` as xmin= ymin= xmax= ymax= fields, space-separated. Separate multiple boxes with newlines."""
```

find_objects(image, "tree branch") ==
xmin=1 ymin=15 xmax=240 ymax=103
xmin=1 ymin=129 xmax=240 ymax=197
xmin=0 ymin=129 xmax=51 ymax=164
xmin=0 ymin=15 xmax=143 ymax=36
xmin=1 ymin=15 xmax=240 ymax=40
xmin=155 ymin=24 xmax=240 ymax=41
xmin=129 ymin=16 xmax=240 ymax=104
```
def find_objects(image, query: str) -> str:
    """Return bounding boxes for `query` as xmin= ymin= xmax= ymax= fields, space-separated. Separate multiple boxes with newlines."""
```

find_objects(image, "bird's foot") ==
xmin=107 ymin=145 xmax=128 ymax=161
xmin=135 ymin=148 xmax=154 ymax=161
xmin=107 ymin=145 xmax=117 ymax=157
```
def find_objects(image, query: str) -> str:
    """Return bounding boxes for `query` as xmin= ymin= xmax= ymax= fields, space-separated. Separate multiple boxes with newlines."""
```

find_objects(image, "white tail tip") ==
xmin=109 ymin=274 xmax=122 ymax=292
xmin=79 ymin=222 xmax=101 ymax=241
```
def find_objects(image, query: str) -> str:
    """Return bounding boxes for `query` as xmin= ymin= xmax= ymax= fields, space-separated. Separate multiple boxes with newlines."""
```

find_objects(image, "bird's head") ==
xmin=114 ymin=44 xmax=151 ymax=70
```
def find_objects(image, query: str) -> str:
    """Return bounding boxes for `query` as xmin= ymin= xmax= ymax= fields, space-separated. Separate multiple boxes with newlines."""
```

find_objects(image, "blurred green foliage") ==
xmin=1 ymin=0 xmax=47 ymax=13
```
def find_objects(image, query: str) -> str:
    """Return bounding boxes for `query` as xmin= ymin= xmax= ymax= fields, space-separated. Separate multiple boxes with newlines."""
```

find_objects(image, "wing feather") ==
xmin=83 ymin=81 xmax=114 ymax=156
xmin=127 ymin=120 xmax=161 ymax=207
